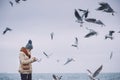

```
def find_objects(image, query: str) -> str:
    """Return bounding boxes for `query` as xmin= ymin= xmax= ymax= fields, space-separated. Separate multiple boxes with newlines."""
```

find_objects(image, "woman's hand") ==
xmin=32 ymin=57 xmax=37 ymax=62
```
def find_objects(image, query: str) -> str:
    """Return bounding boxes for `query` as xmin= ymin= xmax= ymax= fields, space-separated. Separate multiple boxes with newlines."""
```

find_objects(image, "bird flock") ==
xmin=1 ymin=0 xmax=120 ymax=80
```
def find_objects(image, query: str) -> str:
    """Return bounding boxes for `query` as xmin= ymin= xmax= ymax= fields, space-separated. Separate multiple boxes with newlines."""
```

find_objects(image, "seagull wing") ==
xmin=52 ymin=74 xmax=57 ymax=80
xmin=50 ymin=32 xmax=54 ymax=40
xmin=9 ymin=1 xmax=13 ymax=7
xmin=84 ymin=31 xmax=97 ymax=38
xmin=85 ymin=18 xmax=96 ymax=23
xmin=93 ymin=65 xmax=103 ymax=77
xmin=74 ymin=9 xmax=82 ymax=21
xmin=110 ymin=52 xmax=113 ymax=60
xmin=75 ymin=37 xmax=78 ymax=44
xmin=87 ymin=69 xmax=93 ymax=75
xmin=43 ymin=52 xmax=49 ymax=58
xmin=64 ymin=58 xmax=72 ymax=65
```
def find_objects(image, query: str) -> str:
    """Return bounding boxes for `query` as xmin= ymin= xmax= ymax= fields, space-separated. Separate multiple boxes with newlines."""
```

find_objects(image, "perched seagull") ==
xmin=52 ymin=74 xmax=62 ymax=80
xmin=84 ymin=30 xmax=98 ymax=38
xmin=9 ymin=1 xmax=13 ymax=7
xmin=74 ymin=9 xmax=84 ymax=26
xmin=96 ymin=2 xmax=115 ymax=15
xmin=87 ymin=65 xmax=103 ymax=80
xmin=110 ymin=52 xmax=113 ymax=60
xmin=85 ymin=18 xmax=105 ymax=26
xmin=50 ymin=32 xmax=54 ymax=40
xmin=3 ymin=27 xmax=12 ymax=35
xmin=78 ymin=9 xmax=89 ymax=18
xmin=64 ymin=58 xmax=75 ymax=65
xmin=105 ymin=30 xmax=115 ymax=40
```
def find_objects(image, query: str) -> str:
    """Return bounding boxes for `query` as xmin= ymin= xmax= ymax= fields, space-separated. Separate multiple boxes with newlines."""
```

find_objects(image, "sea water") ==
xmin=0 ymin=73 xmax=120 ymax=80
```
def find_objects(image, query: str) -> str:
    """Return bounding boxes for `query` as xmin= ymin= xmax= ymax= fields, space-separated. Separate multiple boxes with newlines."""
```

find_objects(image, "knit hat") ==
xmin=25 ymin=40 xmax=33 ymax=50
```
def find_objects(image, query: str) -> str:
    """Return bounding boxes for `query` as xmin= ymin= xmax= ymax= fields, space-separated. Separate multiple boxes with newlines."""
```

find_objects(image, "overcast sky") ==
xmin=0 ymin=0 xmax=120 ymax=73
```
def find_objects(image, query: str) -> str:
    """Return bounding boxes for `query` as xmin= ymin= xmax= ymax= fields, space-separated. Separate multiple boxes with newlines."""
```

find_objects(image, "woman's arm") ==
xmin=19 ymin=52 xmax=36 ymax=64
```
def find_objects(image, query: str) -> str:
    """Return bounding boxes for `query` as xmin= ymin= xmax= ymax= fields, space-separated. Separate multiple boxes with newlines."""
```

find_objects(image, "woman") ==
xmin=19 ymin=40 xmax=37 ymax=80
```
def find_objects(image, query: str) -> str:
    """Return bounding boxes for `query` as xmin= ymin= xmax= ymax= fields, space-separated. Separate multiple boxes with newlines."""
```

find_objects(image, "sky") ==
xmin=0 ymin=0 xmax=120 ymax=73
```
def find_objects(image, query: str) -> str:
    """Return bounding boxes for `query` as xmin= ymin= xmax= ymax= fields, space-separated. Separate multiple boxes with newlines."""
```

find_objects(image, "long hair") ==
xmin=20 ymin=47 xmax=31 ymax=58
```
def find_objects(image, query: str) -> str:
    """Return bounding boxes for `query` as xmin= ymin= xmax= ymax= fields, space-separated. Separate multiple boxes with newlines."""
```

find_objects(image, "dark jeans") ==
xmin=20 ymin=73 xmax=32 ymax=80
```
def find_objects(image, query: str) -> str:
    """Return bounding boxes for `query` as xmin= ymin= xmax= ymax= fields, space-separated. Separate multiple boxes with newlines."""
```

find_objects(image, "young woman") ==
xmin=19 ymin=40 xmax=37 ymax=80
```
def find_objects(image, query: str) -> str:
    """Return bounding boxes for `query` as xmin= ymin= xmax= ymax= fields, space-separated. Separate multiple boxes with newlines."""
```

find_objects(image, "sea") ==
xmin=0 ymin=73 xmax=120 ymax=80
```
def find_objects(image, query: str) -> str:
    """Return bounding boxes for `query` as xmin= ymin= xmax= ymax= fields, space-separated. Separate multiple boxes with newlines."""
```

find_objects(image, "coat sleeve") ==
xmin=19 ymin=52 xmax=34 ymax=64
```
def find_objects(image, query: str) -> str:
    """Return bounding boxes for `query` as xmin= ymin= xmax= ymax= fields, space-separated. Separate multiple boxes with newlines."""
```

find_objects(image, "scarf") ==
xmin=20 ymin=47 xmax=31 ymax=58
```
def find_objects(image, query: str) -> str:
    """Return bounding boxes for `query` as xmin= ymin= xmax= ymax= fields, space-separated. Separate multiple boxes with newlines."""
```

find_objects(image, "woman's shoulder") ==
xmin=19 ymin=51 xmax=25 ymax=55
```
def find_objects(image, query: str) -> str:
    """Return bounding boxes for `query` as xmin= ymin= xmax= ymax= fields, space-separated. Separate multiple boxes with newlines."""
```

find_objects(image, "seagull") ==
xmin=71 ymin=44 xmax=78 ymax=48
xmin=52 ymin=74 xmax=62 ymax=80
xmin=43 ymin=52 xmax=49 ymax=58
xmin=85 ymin=18 xmax=105 ymax=26
xmin=9 ymin=1 xmax=13 ymax=7
xmin=95 ymin=20 xmax=105 ymax=26
xmin=2 ymin=27 xmax=12 ymax=35
xmin=96 ymin=2 xmax=115 ymax=15
xmin=64 ymin=58 xmax=75 ymax=65
xmin=110 ymin=52 xmax=113 ymax=60
xmin=43 ymin=52 xmax=53 ymax=58
xmin=78 ymin=9 xmax=89 ymax=18
xmin=50 ymin=32 xmax=54 ymax=40
xmin=105 ymin=30 xmax=115 ymax=40
xmin=75 ymin=37 xmax=78 ymax=45
xmin=15 ymin=0 xmax=20 ymax=3
xmin=84 ymin=29 xmax=98 ymax=38
xmin=71 ymin=37 xmax=78 ymax=49
xmin=85 ymin=18 xmax=96 ymax=23
xmin=96 ymin=2 xmax=109 ymax=10
xmin=87 ymin=65 xmax=103 ymax=80
xmin=74 ymin=9 xmax=84 ymax=26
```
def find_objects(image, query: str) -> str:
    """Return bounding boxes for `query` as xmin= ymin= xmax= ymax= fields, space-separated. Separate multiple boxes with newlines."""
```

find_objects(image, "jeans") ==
xmin=20 ymin=73 xmax=32 ymax=80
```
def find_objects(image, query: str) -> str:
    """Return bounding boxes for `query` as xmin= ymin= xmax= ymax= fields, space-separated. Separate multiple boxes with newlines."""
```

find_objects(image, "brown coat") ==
xmin=18 ymin=51 xmax=35 ymax=74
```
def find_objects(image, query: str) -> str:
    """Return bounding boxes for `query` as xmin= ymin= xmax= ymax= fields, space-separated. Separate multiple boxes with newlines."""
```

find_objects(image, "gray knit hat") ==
xmin=25 ymin=40 xmax=33 ymax=50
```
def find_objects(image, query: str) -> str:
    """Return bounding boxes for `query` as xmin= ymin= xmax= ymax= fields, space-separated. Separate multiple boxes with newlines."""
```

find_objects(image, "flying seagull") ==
xmin=78 ymin=9 xmax=89 ymax=18
xmin=43 ymin=52 xmax=53 ymax=58
xmin=71 ymin=44 xmax=78 ymax=48
xmin=110 ymin=52 xmax=113 ymax=60
xmin=75 ymin=37 xmax=78 ymax=45
xmin=64 ymin=58 xmax=75 ymax=65
xmin=71 ymin=37 xmax=78 ymax=49
xmin=50 ymin=32 xmax=54 ymax=40
xmin=15 ymin=0 xmax=20 ymax=3
xmin=3 ymin=27 xmax=12 ymax=35
xmin=52 ymin=74 xmax=62 ymax=80
xmin=74 ymin=9 xmax=84 ymax=26
xmin=9 ymin=1 xmax=13 ymax=7
xmin=87 ymin=65 xmax=103 ymax=80
xmin=105 ymin=30 xmax=115 ymax=40
xmin=84 ymin=29 xmax=98 ymax=38
xmin=43 ymin=52 xmax=49 ymax=58
xmin=96 ymin=2 xmax=115 ymax=15
xmin=85 ymin=18 xmax=105 ymax=26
